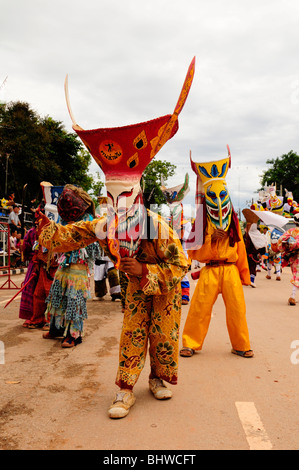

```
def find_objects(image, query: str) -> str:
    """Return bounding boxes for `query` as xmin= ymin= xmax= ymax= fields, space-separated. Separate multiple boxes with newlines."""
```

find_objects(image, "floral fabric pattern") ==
xmin=39 ymin=210 xmax=188 ymax=387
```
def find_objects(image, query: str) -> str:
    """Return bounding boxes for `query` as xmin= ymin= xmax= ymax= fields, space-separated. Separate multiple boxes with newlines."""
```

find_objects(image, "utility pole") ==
xmin=5 ymin=154 xmax=9 ymax=195
xmin=1 ymin=77 xmax=9 ymax=194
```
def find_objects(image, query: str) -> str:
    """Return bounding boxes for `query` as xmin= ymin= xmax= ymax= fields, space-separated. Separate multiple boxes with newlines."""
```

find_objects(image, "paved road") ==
xmin=0 ymin=266 xmax=299 ymax=450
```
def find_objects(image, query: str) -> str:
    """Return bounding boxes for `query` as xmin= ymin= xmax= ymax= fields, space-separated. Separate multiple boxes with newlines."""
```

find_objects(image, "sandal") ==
xmin=28 ymin=322 xmax=45 ymax=329
xmin=42 ymin=331 xmax=57 ymax=340
xmin=61 ymin=336 xmax=82 ymax=348
xmin=231 ymin=349 xmax=254 ymax=358
xmin=61 ymin=336 xmax=75 ymax=348
xmin=180 ymin=347 xmax=194 ymax=357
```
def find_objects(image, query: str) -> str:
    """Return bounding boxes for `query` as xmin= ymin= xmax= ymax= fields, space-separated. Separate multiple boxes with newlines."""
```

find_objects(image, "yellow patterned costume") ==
xmin=181 ymin=148 xmax=252 ymax=356
xmin=183 ymin=220 xmax=251 ymax=352
xmin=38 ymin=210 xmax=188 ymax=388
xmin=58 ymin=58 xmax=194 ymax=416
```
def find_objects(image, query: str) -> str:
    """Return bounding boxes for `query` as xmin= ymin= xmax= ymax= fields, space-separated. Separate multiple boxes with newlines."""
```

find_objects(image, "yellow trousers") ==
xmin=182 ymin=264 xmax=251 ymax=351
xmin=116 ymin=277 xmax=182 ymax=390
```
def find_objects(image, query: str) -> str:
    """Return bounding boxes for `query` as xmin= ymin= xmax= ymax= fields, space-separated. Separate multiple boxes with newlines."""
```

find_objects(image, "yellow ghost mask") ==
xmin=191 ymin=146 xmax=232 ymax=231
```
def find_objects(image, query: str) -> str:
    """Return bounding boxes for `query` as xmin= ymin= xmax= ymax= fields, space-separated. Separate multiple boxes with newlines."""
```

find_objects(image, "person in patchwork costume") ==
xmin=242 ymin=209 xmax=267 ymax=288
xmin=264 ymin=227 xmax=283 ymax=281
xmin=161 ymin=173 xmax=191 ymax=304
xmin=37 ymin=58 xmax=195 ymax=418
xmin=180 ymin=146 xmax=253 ymax=358
xmin=42 ymin=184 xmax=101 ymax=348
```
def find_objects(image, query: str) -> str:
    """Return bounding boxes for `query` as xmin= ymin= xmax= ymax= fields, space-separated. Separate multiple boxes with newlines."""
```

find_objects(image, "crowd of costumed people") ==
xmin=2 ymin=56 xmax=299 ymax=421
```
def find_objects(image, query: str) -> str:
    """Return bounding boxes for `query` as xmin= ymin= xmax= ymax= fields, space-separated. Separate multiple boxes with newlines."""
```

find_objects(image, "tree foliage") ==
xmin=0 ymin=101 xmax=94 ymax=203
xmin=260 ymin=151 xmax=299 ymax=202
xmin=89 ymin=171 xmax=105 ymax=205
xmin=141 ymin=159 xmax=176 ymax=208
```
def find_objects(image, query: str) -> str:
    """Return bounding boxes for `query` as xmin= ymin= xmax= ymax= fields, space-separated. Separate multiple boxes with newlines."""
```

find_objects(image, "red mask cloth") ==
xmin=57 ymin=187 xmax=90 ymax=223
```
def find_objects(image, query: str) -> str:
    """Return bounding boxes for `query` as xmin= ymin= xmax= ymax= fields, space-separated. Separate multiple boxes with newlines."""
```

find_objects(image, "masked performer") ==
xmin=242 ymin=210 xmax=267 ymax=288
xmin=37 ymin=58 xmax=195 ymax=418
xmin=244 ymin=223 xmax=267 ymax=288
xmin=19 ymin=224 xmax=38 ymax=327
xmin=180 ymin=147 xmax=253 ymax=358
xmin=161 ymin=173 xmax=191 ymax=304
xmin=27 ymin=240 xmax=59 ymax=330
xmin=42 ymin=184 xmax=101 ymax=347
xmin=23 ymin=205 xmax=59 ymax=330
xmin=261 ymin=184 xmax=293 ymax=217
xmin=264 ymin=227 xmax=283 ymax=281
xmin=273 ymin=213 xmax=299 ymax=305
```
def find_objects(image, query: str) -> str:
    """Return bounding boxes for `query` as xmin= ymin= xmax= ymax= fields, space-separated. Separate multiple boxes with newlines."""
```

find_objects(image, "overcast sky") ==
xmin=2 ymin=0 xmax=299 ymax=216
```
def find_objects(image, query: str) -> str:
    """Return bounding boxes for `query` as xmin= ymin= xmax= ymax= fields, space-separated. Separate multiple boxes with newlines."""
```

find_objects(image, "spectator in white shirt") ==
xmin=8 ymin=205 xmax=21 ymax=229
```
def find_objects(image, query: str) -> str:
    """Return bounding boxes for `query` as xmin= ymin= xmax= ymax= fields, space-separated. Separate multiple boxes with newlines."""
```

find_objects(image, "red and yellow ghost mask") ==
xmin=64 ymin=58 xmax=195 ymax=266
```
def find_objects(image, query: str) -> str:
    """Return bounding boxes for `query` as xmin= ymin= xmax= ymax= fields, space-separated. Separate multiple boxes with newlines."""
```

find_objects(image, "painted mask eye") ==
xmin=219 ymin=190 xmax=228 ymax=201
xmin=127 ymin=153 xmax=139 ymax=168
xmin=133 ymin=131 xmax=148 ymax=150
xmin=207 ymin=190 xmax=217 ymax=200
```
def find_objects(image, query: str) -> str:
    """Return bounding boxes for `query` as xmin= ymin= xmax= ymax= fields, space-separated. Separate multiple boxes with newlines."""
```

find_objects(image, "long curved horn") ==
xmin=227 ymin=144 xmax=231 ymax=168
xmin=151 ymin=57 xmax=196 ymax=158
xmin=64 ymin=75 xmax=80 ymax=129
xmin=173 ymin=56 xmax=196 ymax=116
xmin=189 ymin=149 xmax=197 ymax=173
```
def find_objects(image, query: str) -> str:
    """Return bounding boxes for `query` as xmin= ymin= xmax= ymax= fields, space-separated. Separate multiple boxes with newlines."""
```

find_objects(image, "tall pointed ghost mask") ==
xmin=190 ymin=145 xmax=232 ymax=231
xmin=64 ymin=58 xmax=195 ymax=266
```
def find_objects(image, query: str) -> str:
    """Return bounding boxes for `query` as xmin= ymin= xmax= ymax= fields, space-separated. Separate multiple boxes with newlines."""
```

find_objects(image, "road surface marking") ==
xmin=235 ymin=401 xmax=273 ymax=450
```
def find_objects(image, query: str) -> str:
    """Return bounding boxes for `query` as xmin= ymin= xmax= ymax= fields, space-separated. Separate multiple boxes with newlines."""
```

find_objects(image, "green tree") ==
xmin=260 ymin=150 xmax=299 ymax=201
xmin=141 ymin=159 xmax=176 ymax=208
xmin=89 ymin=171 xmax=105 ymax=206
xmin=0 ymin=101 xmax=93 ymax=203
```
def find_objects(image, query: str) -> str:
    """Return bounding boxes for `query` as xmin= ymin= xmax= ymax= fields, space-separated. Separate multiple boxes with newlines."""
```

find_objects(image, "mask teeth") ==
xmin=207 ymin=199 xmax=231 ymax=229
xmin=119 ymin=238 xmax=140 ymax=257
xmin=119 ymin=239 xmax=138 ymax=250
xmin=115 ymin=205 xmax=144 ymax=239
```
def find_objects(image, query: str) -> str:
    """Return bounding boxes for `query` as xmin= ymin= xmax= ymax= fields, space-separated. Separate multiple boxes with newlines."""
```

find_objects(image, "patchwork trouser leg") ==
xmin=94 ymin=279 xmax=107 ymax=298
xmin=94 ymin=263 xmax=107 ymax=298
xmin=182 ymin=265 xmax=251 ymax=352
xmin=115 ymin=279 xmax=181 ymax=390
xmin=30 ymin=267 xmax=56 ymax=325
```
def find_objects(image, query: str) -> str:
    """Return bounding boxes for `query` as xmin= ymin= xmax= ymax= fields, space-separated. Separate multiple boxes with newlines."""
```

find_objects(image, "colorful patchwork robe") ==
xmin=38 ymin=210 xmax=188 ymax=388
